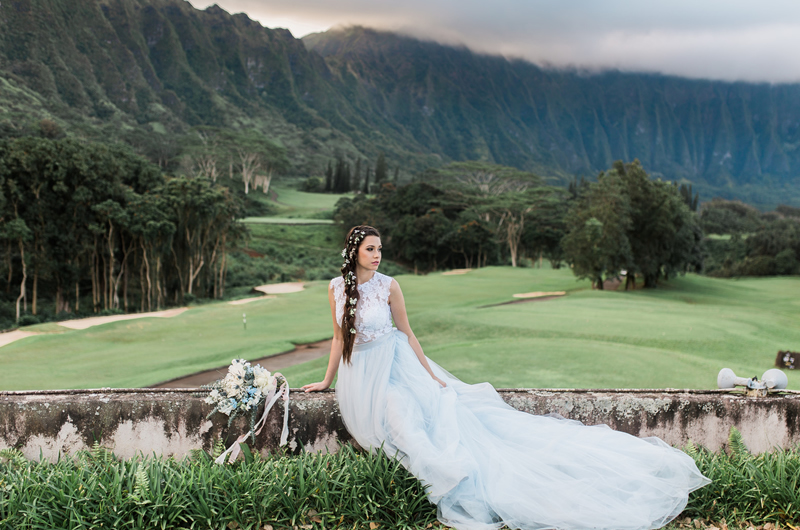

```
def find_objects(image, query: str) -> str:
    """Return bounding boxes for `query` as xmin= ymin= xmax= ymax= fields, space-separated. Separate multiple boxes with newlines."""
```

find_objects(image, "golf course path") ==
xmin=0 ymin=330 xmax=40 ymax=348
xmin=254 ymin=282 xmax=305 ymax=295
xmin=228 ymin=295 xmax=276 ymax=305
xmin=442 ymin=268 xmax=472 ymax=275
xmin=0 ymin=308 xmax=191 ymax=349
xmin=152 ymin=338 xmax=332 ymax=388
xmin=57 ymin=307 xmax=189 ymax=330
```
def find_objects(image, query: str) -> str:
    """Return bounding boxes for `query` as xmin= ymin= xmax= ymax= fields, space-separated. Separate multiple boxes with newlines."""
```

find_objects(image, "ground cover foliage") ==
xmin=3 ymin=429 xmax=800 ymax=529
xmin=0 ymin=443 xmax=437 ymax=530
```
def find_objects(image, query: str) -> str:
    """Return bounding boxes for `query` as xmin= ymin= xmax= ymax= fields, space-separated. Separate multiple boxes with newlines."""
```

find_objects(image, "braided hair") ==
xmin=339 ymin=225 xmax=381 ymax=364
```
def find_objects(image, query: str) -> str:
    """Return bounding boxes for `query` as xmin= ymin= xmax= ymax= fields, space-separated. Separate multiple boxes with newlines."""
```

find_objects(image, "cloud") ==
xmin=191 ymin=0 xmax=800 ymax=83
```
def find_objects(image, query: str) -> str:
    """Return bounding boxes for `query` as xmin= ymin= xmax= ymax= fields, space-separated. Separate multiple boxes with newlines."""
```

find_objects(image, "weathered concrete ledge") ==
xmin=2 ymin=388 xmax=799 ymax=461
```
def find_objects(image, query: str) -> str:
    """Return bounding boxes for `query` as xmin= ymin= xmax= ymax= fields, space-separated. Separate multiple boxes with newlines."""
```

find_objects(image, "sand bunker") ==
xmin=57 ymin=307 xmax=189 ymax=330
xmin=442 ymin=269 xmax=472 ymax=276
xmin=253 ymin=282 xmax=305 ymax=295
xmin=0 ymin=330 xmax=40 ymax=348
xmin=512 ymin=291 xmax=567 ymax=299
xmin=228 ymin=295 xmax=276 ymax=305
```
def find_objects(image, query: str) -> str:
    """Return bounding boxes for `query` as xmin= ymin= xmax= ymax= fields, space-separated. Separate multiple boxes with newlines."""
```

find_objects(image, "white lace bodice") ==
xmin=330 ymin=272 xmax=394 ymax=344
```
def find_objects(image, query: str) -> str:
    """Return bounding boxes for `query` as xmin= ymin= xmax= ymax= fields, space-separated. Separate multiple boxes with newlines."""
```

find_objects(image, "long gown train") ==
xmin=336 ymin=330 xmax=710 ymax=530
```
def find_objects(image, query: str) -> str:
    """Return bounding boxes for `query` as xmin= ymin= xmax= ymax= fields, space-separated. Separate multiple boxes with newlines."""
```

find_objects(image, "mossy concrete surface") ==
xmin=2 ymin=389 xmax=799 ymax=460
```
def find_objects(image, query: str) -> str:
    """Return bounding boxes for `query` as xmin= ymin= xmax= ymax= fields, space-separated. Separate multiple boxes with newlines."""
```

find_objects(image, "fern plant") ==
xmin=131 ymin=465 xmax=150 ymax=503
xmin=728 ymin=426 xmax=750 ymax=459
xmin=0 ymin=447 xmax=27 ymax=468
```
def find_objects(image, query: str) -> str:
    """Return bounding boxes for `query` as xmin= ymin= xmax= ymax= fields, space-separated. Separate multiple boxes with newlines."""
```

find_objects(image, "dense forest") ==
xmin=0 ymin=137 xmax=244 ymax=329
xmin=333 ymin=160 xmax=799 ymax=285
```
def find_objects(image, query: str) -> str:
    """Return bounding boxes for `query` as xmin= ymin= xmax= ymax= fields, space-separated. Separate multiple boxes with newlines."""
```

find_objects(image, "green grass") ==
xmin=264 ymin=185 xmax=351 ymax=219
xmin=241 ymin=217 xmax=334 ymax=224
xmin=0 ymin=444 xmax=437 ymax=530
xmin=2 ymin=268 xmax=799 ymax=390
xmin=3 ymin=431 xmax=800 ymax=529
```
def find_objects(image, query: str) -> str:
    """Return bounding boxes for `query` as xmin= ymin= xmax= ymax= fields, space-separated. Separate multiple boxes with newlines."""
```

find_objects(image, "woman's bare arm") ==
xmin=302 ymin=285 xmax=343 ymax=392
xmin=389 ymin=279 xmax=447 ymax=387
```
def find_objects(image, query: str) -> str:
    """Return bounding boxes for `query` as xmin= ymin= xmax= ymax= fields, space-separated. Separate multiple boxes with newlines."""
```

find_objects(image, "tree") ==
xmin=1 ymin=218 xmax=31 ymax=321
xmin=362 ymin=167 xmax=371 ymax=194
xmin=374 ymin=152 xmax=388 ymax=184
xmin=324 ymin=161 xmax=333 ymax=193
xmin=332 ymin=158 xmax=351 ymax=194
xmin=425 ymin=161 xmax=541 ymax=197
xmin=392 ymin=209 xmax=454 ymax=273
xmin=522 ymin=189 xmax=571 ymax=268
xmin=562 ymin=171 xmax=632 ymax=288
xmin=352 ymin=159 xmax=361 ymax=192
xmin=189 ymin=129 xmax=222 ymax=181
xmin=442 ymin=210 xmax=497 ymax=268
xmin=164 ymin=176 xmax=241 ymax=299
xmin=478 ymin=188 xmax=555 ymax=267
xmin=563 ymin=160 xmax=704 ymax=289
xmin=616 ymin=161 xmax=702 ymax=287
xmin=679 ymin=183 xmax=699 ymax=212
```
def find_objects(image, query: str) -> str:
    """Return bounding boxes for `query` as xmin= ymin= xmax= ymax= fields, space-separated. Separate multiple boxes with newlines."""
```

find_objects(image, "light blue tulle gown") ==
xmin=330 ymin=272 xmax=710 ymax=530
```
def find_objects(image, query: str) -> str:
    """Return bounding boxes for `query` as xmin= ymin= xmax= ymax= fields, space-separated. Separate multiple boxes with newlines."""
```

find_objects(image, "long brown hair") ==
xmin=340 ymin=225 xmax=381 ymax=364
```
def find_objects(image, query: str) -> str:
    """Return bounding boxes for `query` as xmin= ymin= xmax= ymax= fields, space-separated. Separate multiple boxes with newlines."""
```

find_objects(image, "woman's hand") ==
xmin=433 ymin=376 xmax=447 ymax=388
xmin=302 ymin=381 xmax=331 ymax=392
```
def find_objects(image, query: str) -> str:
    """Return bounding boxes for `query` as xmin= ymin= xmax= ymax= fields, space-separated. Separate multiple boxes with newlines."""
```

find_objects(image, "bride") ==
xmin=303 ymin=225 xmax=709 ymax=530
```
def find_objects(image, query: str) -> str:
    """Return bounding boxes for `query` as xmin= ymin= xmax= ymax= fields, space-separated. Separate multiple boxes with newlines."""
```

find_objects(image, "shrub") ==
xmin=300 ymin=176 xmax=324 ymax=193
xmin=17 ymin=314 xmax=40 ymax=327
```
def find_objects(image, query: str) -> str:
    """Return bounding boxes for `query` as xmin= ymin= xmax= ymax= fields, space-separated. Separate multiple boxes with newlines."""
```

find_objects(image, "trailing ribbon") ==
xmin=214 ymin=374 xmax=290 ymax=465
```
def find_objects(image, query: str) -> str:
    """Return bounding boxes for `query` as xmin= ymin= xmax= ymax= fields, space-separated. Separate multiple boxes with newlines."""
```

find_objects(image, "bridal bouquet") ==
xmin=203 ymin=359 xmax=290 ymax=464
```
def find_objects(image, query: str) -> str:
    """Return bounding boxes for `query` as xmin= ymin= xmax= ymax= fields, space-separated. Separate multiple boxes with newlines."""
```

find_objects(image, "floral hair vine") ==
xmin=341 ymin=229 xmax=368 ymax=289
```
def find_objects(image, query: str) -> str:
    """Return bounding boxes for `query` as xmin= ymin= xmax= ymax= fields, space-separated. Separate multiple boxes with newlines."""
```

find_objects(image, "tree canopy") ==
xmin=0 ymin=137 xmax=245 ymax=325
xmin=562 ymin=160 xmax=704 ymax=288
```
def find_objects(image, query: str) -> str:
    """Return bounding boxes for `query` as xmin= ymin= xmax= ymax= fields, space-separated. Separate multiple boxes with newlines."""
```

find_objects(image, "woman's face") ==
xmin=357 ymin=235 xmax=382 ymax=271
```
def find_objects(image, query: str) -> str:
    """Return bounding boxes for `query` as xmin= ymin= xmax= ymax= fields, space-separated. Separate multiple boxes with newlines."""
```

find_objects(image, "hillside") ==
xmin=0 ymin=0 xmax=440 ymax=174
xmin=306 ymin=27 xmax=800 ymax=206
xmin=1 ymin=1 xmax=800 ymax=205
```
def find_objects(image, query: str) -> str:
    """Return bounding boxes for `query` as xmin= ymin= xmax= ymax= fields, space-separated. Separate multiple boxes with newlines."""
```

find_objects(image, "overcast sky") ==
xmin=192 ymin=1 xmax=800 ymax=83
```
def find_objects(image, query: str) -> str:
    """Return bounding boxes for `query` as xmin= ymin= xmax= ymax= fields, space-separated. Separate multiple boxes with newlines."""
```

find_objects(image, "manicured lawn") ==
xmin=3 ymin=268 xmax=798 ymax=391
xmin=265 ymin=185 xmax=352 ymax=218
xmin=241 ymin=217 xmax=334 ymax=224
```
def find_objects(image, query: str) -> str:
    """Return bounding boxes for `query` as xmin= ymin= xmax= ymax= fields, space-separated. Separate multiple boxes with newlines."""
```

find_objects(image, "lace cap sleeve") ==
xmin=330 ymin=276 xmax=345 ymax=324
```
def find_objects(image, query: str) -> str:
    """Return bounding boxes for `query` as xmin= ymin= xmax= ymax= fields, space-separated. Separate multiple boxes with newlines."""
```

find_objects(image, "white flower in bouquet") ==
xmin=253 ymin=365 xmax=276 ymax=393
xmin=228 ymin=359 xmax=247 ymax=380
xmin=223 ymin=374 xmax=243 ymax=399
xmin=204 ymin=389 xmax=221 ymax=405
xmin=218 ymin=398 xmax=235 ymax=415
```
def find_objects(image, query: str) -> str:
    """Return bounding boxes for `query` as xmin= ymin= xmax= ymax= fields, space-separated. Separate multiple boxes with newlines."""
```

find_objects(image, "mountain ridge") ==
xmin=1 ymin=1 xmax=799 ymax=206
xmin=305 ymin=27 xmax=800 ymax=192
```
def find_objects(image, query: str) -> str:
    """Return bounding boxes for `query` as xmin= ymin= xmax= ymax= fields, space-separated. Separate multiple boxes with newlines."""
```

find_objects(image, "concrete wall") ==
xmin=2 ymin=388 xmax=799 ymax=461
